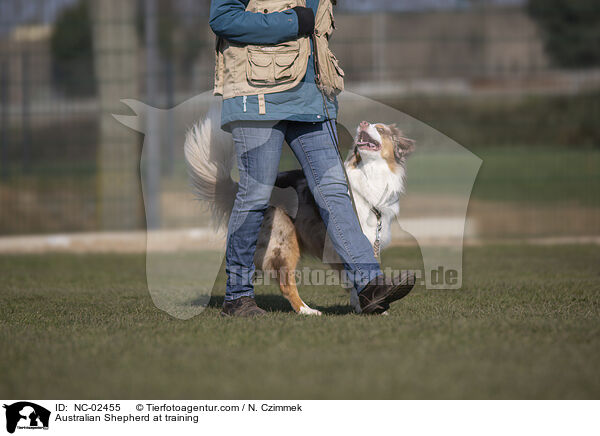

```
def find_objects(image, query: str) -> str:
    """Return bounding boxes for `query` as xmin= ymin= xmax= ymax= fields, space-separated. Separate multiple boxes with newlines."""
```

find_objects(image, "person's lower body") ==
xmin=223 ymin=120 xmax=410 ymax=316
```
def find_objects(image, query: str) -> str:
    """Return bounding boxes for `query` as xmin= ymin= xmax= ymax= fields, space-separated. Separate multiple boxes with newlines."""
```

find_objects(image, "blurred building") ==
xmin=336 ymin=0 xmax=526 ymax=12
xmin=0 ymin=24 xmax=53 ymax=106
xmin=331 ymin=7 xmax=548 ymax=82
xmin=0 ymin=0 xmax=78 ymax=35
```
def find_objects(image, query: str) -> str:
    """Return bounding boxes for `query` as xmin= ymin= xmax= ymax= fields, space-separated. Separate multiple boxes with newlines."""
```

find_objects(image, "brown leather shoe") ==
xmin=358 ymin=272 xmax=416 ymax=314
xmin=221 ymin=296 xmax=267 ymax=317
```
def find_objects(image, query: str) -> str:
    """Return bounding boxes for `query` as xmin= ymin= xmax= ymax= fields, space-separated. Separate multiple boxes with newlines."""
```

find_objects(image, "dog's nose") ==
xmin=359 ymin=121 xmax=369 ymax=130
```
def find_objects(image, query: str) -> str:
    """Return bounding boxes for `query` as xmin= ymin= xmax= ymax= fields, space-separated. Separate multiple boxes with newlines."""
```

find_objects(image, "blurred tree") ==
xmin=137 ymin=0 xmax=176 ymax=60
xmin=50 ymin=0 xmax=96 ymax=96
xmin=527 ymin=0 xmax=600 ymax=68
xmin=91 ymin=0 xmax=142 ymax=230
xmin=137 ymin=0 xmax=207 ymax=76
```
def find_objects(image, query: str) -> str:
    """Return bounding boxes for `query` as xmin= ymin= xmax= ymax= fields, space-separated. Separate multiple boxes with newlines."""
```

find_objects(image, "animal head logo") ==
xmin=113 ymin=90 xmax=481 ymax=319
xmin=3 ymin=402 xmax=50 ymax=434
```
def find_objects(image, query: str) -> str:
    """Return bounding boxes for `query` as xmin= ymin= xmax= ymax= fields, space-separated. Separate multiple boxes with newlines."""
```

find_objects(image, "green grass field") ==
xmin=1 ymin=244 xmax=599 ymax=399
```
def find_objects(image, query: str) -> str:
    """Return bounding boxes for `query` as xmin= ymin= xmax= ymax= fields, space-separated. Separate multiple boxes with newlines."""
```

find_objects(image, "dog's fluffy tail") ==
xmin=184 ymin=102 xmax=237 ymax=227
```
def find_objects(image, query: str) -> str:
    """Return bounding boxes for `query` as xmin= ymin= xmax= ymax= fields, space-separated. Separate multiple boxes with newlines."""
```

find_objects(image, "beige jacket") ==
xmin=213 ymin=0 xmax=344 ymax=101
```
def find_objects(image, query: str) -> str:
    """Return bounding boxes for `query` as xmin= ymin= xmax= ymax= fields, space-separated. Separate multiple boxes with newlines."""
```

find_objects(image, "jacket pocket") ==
xmin=328 ymin=49 xmax=345 ymax=79
xmin=314 ymin=42 xmax=345 ymax=99
xmin=247 ymin=41 xmax=301 ymax=86
xmin=247 ymin=52 xmax=274 ymax=84
xmin=274 ymin=52 xmax=300 ymax=80
xmin=324 ymin=48 xmax=345 ymax=96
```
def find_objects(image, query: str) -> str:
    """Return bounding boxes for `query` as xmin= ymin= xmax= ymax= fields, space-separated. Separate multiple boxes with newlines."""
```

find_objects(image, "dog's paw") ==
xmin=299 ymin=305 xmax=322 ymax=316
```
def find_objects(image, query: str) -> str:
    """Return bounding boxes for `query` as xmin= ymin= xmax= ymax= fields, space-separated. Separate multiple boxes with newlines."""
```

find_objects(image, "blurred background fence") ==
xmin=0 ymin=0 xmax=598 ymax=238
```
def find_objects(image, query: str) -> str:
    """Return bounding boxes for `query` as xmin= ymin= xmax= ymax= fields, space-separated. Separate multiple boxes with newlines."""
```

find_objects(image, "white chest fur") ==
xmin=345 ymin=159 xmax=404 ymax=249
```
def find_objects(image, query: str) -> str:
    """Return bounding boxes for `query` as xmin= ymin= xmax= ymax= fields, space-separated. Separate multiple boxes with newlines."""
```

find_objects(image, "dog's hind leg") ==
xmin=258 ymin=207 xmax=321 ymax=316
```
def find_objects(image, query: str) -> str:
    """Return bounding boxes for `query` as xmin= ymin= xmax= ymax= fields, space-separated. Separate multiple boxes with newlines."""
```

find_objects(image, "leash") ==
xmin=312 ymin=32 xmax=383 ymax=258
xmin=311 ymin=33 xmax=363 ymax=233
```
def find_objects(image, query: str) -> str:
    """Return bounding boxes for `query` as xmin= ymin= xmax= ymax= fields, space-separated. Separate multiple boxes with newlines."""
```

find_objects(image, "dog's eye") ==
xmin=376 ymin=126 xmax=384 ymax=133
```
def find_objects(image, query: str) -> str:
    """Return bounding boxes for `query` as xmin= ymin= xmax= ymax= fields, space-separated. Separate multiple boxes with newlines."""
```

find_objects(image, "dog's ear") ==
xmin=390 ymin=124 xmax=415 ymax=162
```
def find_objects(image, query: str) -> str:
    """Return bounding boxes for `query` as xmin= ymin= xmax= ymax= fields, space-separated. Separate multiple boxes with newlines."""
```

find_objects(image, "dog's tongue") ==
xmin=358 ymin=141 xmax=377 ymax=149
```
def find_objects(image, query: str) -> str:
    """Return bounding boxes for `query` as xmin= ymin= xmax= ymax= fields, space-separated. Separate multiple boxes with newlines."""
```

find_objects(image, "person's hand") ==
xmin=292 ymin=6 xmax=315 ymax=36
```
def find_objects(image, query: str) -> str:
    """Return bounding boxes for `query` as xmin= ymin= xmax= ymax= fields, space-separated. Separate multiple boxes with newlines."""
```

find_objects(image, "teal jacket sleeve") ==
xmin=209 ymin=0 xmax=299 ymax=45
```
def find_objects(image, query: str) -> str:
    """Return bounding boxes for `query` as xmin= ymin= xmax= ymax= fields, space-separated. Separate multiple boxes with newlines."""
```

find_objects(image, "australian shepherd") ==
xmin=184 ymin=105 xmax=415 ymax=315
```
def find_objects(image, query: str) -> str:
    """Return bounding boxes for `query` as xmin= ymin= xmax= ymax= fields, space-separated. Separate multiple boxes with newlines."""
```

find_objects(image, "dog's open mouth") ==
xmin=356 ymin=131 xmax=381 ymax=151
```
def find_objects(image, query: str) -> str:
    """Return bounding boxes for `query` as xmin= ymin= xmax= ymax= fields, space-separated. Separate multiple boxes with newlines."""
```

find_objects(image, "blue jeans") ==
xmin=225 ymin=120 xmax=382 ymax=301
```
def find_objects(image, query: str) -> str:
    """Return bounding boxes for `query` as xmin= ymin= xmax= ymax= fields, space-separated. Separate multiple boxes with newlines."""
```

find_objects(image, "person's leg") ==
xmin=225 ymin=121 xmax=286 ymax=302
xmin=285 ymin=121 xmax=383 ymax=294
